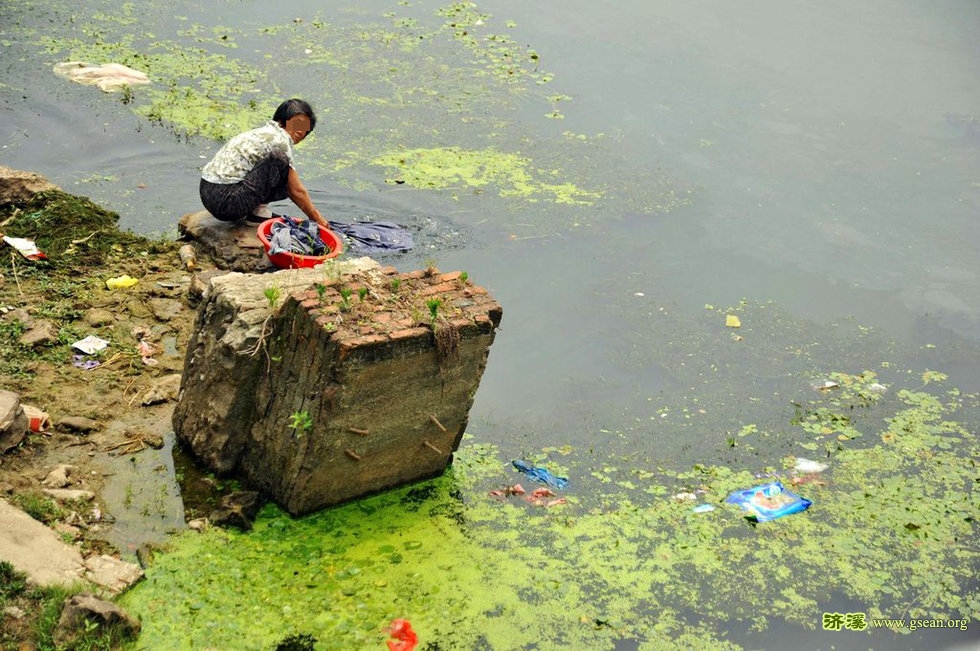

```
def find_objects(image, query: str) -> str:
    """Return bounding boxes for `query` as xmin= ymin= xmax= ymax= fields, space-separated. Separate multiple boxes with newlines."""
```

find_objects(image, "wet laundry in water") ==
xmin=331 ymin=221 xmax=414 ymax=254
xmin=512 ymin=460 xmax=568 ymax=489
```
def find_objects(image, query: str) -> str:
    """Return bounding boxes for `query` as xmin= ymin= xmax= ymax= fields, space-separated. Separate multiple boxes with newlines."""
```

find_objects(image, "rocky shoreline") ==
xmin=0 ymin=165 xmax=219 ymax=648
xmin=0 ymin=164 xmax=500 ymax=649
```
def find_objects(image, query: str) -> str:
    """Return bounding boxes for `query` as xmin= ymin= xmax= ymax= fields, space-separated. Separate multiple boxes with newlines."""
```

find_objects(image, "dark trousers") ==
xmin=199 ymin=156 xmax=290 ymax=222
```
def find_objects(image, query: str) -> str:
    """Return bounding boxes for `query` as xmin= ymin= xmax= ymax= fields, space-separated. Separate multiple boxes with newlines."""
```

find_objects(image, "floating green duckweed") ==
xmin=434 ymin=2 xmax=554 ymax=87
xmin=373 ymin=146 xmax=602 ymax=204
xmin=121 ymin=370 xmax=978 ymax=650
xmin=13 ymin=0 xmax=687 ymax=222
xmin=37 ymin=30 xmax=273 ymax=141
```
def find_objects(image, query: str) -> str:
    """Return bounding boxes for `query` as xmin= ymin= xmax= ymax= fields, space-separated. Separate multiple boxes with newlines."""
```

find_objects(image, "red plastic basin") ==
xmin=256 ymin=217 xmax=343 ymax=269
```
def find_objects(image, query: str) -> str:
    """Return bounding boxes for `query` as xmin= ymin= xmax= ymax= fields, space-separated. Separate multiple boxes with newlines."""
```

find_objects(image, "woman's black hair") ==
xmin=273 ymin=98 xmax=317 ymax=131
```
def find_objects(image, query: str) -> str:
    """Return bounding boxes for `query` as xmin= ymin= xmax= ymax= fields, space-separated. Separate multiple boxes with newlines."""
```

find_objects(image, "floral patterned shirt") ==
xmin=201 ymin=121 xmax=294 ymax=184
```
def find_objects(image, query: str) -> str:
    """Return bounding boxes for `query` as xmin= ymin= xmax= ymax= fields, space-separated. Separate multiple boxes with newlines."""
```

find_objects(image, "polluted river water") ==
xmin=1 ymin=0 xmax=979 ymax=649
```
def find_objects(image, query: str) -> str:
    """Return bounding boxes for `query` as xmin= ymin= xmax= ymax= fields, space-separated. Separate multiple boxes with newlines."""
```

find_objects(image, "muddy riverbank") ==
xmin=0 ymin=178 xmax=228 ymax=648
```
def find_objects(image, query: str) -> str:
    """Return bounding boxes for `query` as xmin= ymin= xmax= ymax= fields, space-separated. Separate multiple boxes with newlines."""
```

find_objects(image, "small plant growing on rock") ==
xmin=426 ymin=298 xmax=442 ymax=324
xmin=314 ymin=283 xmax=327 ymax=302
xmin=424 ymin=257 xmax=438 ymax=277
xmin=263 ymin=285 xmax=281 ymax=309
xmin=390 ymin=278 xmax=401 ymax=292
xmin=339 ymin=287 xmax=352 ymax=311
xmin=288 ymin=410 xmax=314 ymax=437
xmin=358 ymin=286 xmax=368 ymax=302
xmin=459 ymin=271 xmax=468 ymax=285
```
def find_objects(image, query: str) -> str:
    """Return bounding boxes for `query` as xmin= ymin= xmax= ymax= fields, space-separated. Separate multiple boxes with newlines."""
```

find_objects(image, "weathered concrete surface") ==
xmin=177 ymin=209 xmax=271 ymax=272
xmin=0 ymin=497 xmax=86 ymax=587
xmin=82 ymin=555 xmax=145 ymax=594
xmin=0 ymin=499 xmax=144 ymax=593
xmin=173 ymin=258 xmax=382 ymax=475
xmin=0 ymin=164 xmax=59 ymax=205
xmin=174 ymin=260 xmax=502 ymax=515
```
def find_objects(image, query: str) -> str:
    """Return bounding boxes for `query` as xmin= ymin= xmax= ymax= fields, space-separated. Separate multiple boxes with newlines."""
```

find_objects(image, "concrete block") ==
xmin=174 ymin=260 xmax=501 ymax=515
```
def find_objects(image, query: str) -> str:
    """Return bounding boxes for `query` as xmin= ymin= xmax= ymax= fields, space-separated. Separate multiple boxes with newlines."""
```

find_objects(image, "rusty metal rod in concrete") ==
xmin=345 ymin=448 xmax=362 ymax=461
xmin=423 ymin=440 xmax=444 ymax=455
xmin=429 ymin=414 xmax=449 ymax=434
xmin=348 ymin=427 xmax=370 ymax=436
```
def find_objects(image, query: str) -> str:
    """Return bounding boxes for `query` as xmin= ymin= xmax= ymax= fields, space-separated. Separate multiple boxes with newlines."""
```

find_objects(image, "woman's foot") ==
xmin=244 ymin=203 xmax=271 ymax=224
xmin=244 ymin=204 xmax=283 ymax=224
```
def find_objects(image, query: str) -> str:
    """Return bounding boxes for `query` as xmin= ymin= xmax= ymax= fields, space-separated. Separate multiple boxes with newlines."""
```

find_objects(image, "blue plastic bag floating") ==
xmin=512 ymin=460 xmax=568 ymax=490
xmin=725 ymin=481 xmax=811 ymax=522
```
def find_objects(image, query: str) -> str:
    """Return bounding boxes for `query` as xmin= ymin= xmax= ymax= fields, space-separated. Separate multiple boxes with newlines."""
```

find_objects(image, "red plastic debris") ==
xmin=525 ymin=488 xmax=567 ymax=507
xmin=489 ymin=484 xmax=526 ymax=499
xmin=490 ymin=482 xmax=569 ymax=508
xmin=387 ymin=618 xmax=418 ymax=651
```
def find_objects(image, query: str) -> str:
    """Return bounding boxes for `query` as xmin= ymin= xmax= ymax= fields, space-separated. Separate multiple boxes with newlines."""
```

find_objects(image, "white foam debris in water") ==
xmin=53 ymin=61 xmax=151 ymax=92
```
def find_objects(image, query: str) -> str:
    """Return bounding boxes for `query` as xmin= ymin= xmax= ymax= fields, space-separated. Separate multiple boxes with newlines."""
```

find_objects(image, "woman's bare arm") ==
xmin=286 ymin=167 xmax=329 ymax=228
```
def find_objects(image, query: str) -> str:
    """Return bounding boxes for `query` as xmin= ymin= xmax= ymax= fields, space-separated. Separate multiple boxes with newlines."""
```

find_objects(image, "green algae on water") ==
xmin=373 ymin=146 xmax=602 ymax=205
xmin=38 ymin=31 xmax=274 ymax=141
xmin=121 ymin=370 xmax=978 ymax=650
xmin=17 ymin=0 xmax=687 ymax=223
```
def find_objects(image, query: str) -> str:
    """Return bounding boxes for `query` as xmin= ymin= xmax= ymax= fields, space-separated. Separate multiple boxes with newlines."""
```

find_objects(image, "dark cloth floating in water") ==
xmin=268 ymin=216 xmax=327 ymax=256
xmin=331 ymin=221 xmax=414 ymax=254
xmin=512 ymin=460 xmax=568 ymax=489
